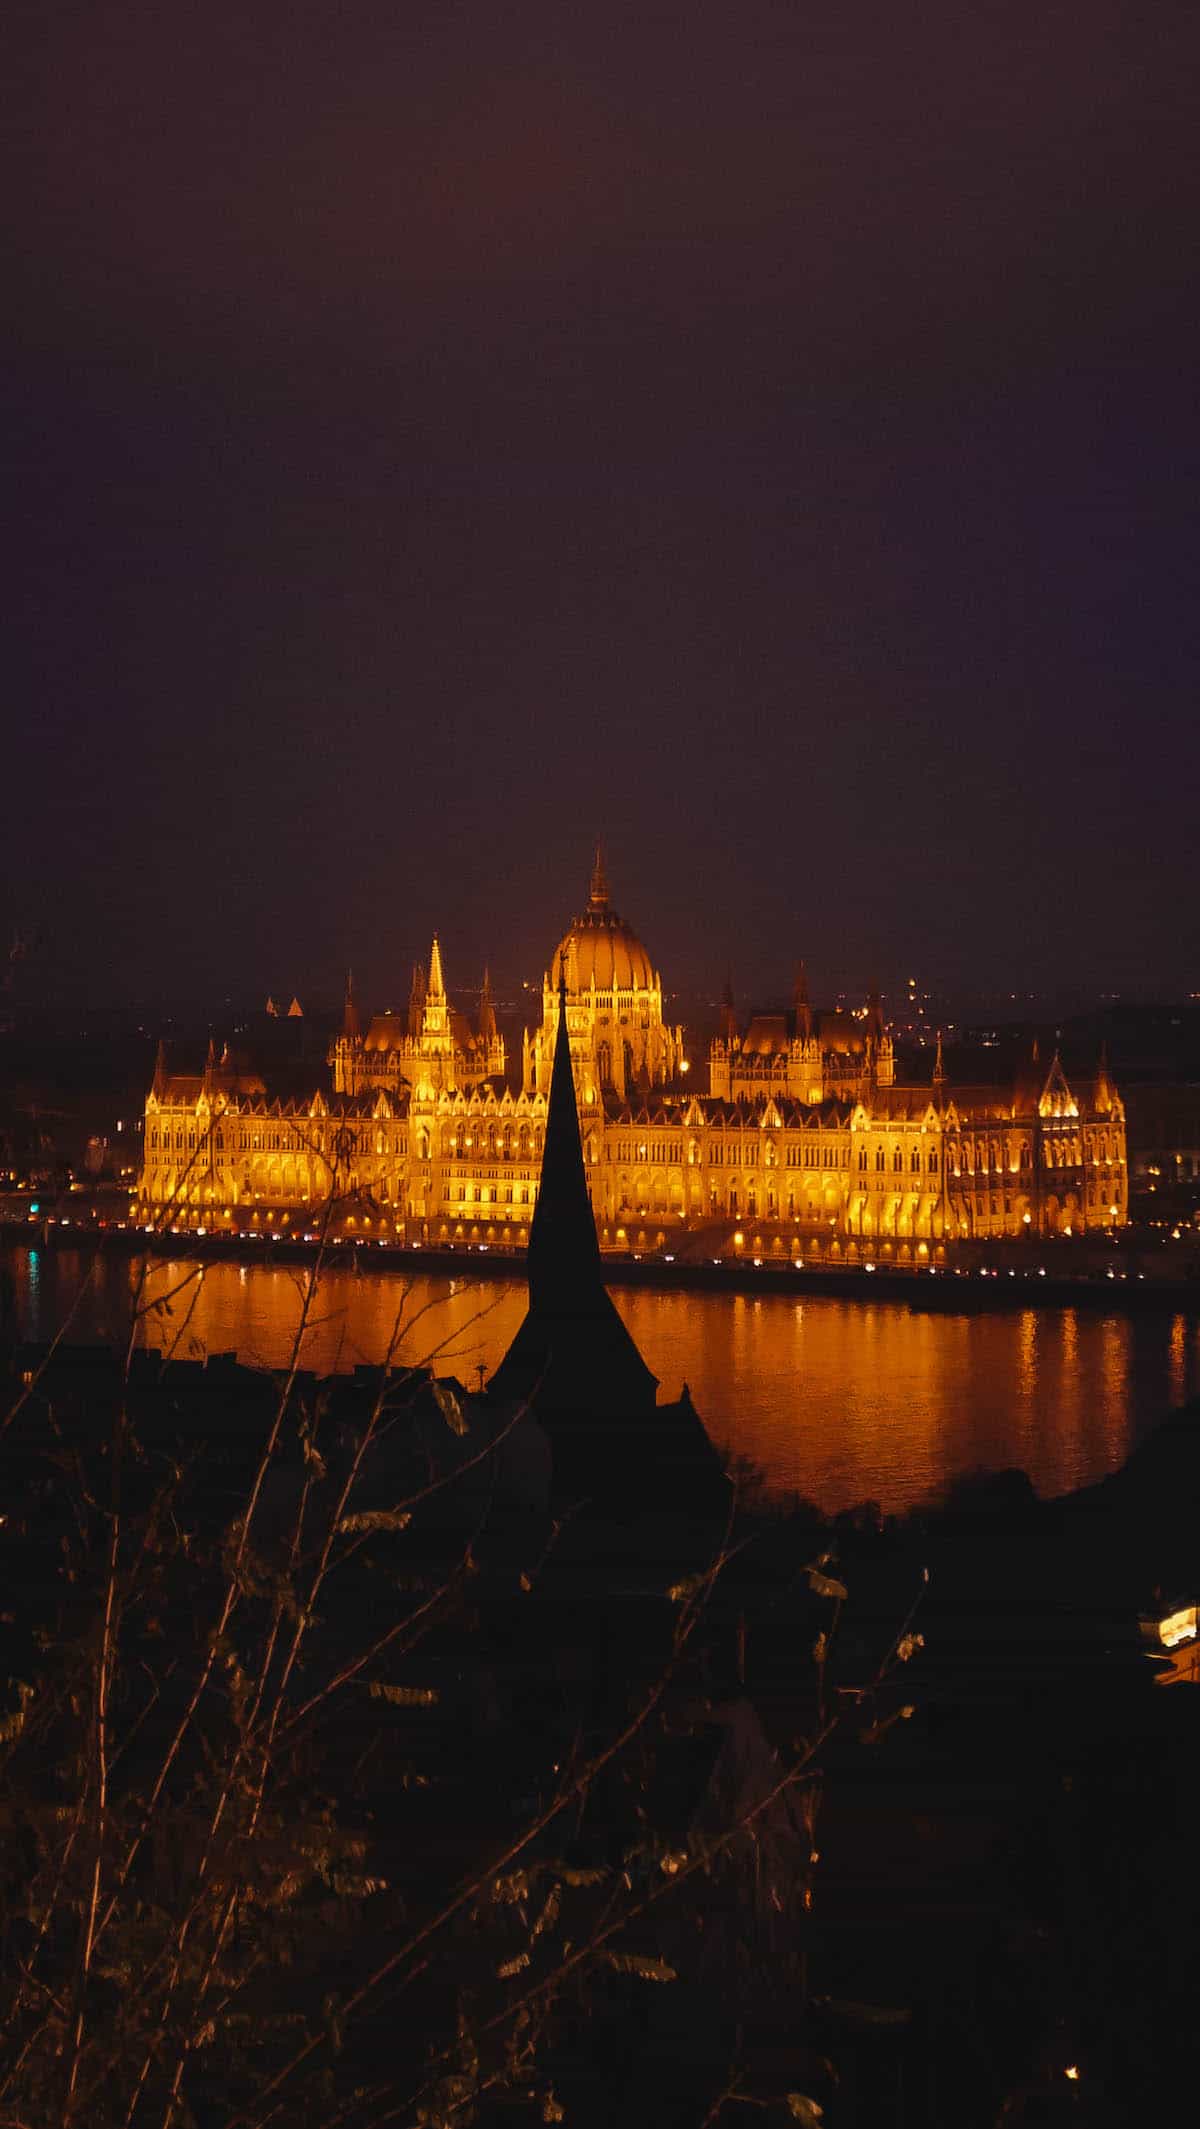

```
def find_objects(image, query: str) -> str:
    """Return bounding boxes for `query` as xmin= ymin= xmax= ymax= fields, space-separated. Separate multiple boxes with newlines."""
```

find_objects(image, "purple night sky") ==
xmin=5 ymin=2 xmax=1198 ymax=1012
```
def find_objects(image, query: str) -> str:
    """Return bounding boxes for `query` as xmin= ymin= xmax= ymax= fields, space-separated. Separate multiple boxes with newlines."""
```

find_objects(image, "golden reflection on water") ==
xmin=10 ymin=1249 xmax=1200 ymax=1513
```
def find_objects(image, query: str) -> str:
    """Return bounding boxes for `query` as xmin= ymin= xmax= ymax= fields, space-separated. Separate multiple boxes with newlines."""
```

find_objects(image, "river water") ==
xmin=7 ymin=1245 xmax=1200 ymax=1511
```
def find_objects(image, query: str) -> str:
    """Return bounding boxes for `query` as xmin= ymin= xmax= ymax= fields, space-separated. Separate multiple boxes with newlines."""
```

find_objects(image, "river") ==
xmin=6 ymin=1244 xmax=1200 ymax=1511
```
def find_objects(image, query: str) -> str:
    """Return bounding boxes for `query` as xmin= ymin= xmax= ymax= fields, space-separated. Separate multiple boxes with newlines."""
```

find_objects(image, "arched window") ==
xmin=597 ymin=1041 xmax=612 ymax=1085
xmin=893 ymin=1147 xmax=903 ymax=1172
xmin=911 ymin=1147 xmax=921 ymax=1171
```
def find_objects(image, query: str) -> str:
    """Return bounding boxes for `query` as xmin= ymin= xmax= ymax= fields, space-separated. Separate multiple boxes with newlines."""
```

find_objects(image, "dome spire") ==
xmin=588 ymin=842 xmax=609 ymax=911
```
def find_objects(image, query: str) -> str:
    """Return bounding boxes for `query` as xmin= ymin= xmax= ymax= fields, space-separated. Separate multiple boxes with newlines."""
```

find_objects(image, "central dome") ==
xmin=551 ymin=853 xmax=657 ymax=994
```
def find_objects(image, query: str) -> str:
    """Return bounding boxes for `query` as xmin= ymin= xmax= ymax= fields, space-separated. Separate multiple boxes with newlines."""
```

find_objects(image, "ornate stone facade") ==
xmin=136 ymin=861 xmax=1128 ymax=1256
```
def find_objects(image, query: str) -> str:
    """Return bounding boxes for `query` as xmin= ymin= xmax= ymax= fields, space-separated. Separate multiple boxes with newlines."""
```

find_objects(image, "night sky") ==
xmin=5 ymin=2 xmax=1198 ymax=1015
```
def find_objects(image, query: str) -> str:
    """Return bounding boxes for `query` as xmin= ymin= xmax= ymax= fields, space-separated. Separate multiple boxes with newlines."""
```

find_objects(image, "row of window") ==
xmin=445 ymin=1132 xmax=543 ymax=1157
xmin=443 ymin=1182 xmax=536 ymax=1206
xmin=857 ymin=1147 xmax=942 ymax=1174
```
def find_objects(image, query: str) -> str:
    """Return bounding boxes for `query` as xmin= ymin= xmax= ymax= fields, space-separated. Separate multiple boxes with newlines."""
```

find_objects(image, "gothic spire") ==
xmin=342 ymin=968 xmax=360 ymax=1040
xmin=526 ymin=960 xmax=603 ymax=1305
xmin=428 ymin=933 xmax=446 ymax=1000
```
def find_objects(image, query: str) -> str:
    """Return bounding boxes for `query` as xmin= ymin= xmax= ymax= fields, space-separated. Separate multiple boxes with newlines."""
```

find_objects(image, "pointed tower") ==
xmin=709 ymin=976 xmax=737 ymax=1099
xmin=490 ymin=960 xmax=658 ymax=1421
xmin=933 ymin=1028 xmax=946 ymax=1092
xmin=408 ymin=961 xmax=427 ymax=1038
xmin=479 ymin=966 xmax=497 ymax=1044
xmin=864 ymin=987 xmax=893 ymax=1087
xmin=333 ymin=971 xmax=363 ymax=1095
xmin=152 ymin=1038 xmax=168 ymax=1095
xmin=422 ymin=934 xmax=450 ymax=1048
xmin=791 ymin=961 xmax=824 ymax=1103
xmin=793 ymin=961 xmax=813 ymax=1042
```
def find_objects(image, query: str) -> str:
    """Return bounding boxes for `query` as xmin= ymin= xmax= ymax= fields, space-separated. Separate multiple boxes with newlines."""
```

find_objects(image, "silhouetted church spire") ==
xmin=527 ymin=961 xmax=604 ymax=1307
xmin=490 ymin=958 xmax=657 ymax=1418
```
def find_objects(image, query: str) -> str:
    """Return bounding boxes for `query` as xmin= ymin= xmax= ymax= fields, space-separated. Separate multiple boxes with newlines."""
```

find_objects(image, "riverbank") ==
xmin=4 ymin=1204 xmax=1199 ymax=1318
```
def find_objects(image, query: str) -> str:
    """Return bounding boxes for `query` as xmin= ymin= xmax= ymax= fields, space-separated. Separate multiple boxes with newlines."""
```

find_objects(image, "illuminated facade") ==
xmin=136 ymin=862 xmax=1128 ymax=1255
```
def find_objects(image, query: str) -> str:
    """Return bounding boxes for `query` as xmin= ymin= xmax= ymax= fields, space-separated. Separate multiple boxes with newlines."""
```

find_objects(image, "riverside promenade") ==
xmin=3 ymin=1188 xmax=1199 ymax=1320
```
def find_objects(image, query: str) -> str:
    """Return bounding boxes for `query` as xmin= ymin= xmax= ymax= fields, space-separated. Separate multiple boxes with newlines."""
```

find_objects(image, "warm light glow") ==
xmin=1158 ymin=1605 xmax=1197 ymax=1650
xmin=1064 ymin=2066 xmax=1080 ymax=2082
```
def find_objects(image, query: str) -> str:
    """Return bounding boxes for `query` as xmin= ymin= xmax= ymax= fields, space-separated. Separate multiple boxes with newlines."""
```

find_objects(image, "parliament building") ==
xmin=136 ymin=856 xmax=1128 ymax=1258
